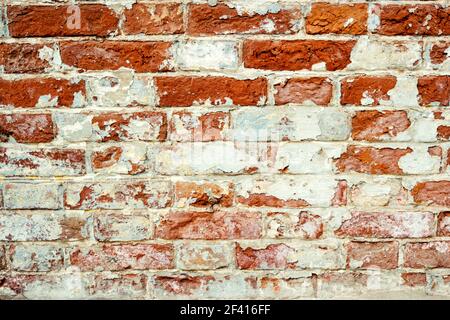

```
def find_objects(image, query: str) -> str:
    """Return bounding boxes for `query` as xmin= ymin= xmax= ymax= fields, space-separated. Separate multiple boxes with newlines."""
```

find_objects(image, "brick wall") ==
xmin=0 ymin=0 xmax=449 ymax=299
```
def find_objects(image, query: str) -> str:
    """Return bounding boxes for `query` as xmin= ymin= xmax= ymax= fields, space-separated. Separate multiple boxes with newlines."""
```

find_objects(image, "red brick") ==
xmin=123 ymin=3 xmax=183 ymax=35
xmin=60 ymin=41 xmax=172 ymax=72
xmin=346 ymin=242 xmax=398 ymax=269
xmin=417 ymin=76 xmax=450 ymax=106
xmin=155 ymin=211 xmax=262 ymax=240
xmin=7 ymin=5 xmax=118 ymax=37
xmin=187 ymin=4 xmax=301 ymax=35
xmin=69 ymin=244 xmax=174 ymax=271
xmin=375 ymin=5 xmax=450 ymax=36
xmin=340 ymin=76 xmax=397 ymax=106
xmin=169 ymin=111 xmax=229 ymax=142
xmin=437 ymin=126 xmax=450 ymax=140
xmin=351 ymin=111 xmax=411 ymax=141
xmin=335 ymin=211 xmax=434 ymax=238
xmin=0 ymin=78 xmax=85 ymax=108
xmin=411 ymin=181 xmax=450 ymax=206
xmin=274 ymin=77 xmax=333 ymax=106
xmin=403 ymin=242 xmax=450 ymax=268
xmin=438 ymin=212 xmax=450 ymax=236
xmin=306 ymin=3 xmax=368 ymax=35
xmin=243 ymin=40 xmax=355 ymax=71
xmin=155 ymin=76 xmax=267 ymax=107
xmin=0 ymin=43 xmax=49 ymax=73
xmin=0 ymin=114 xmax=55 ymax=143
xmin=335 ymin=146 xmax=412 ymax=174
xmin=430 ymin=42 xmax=449 ymax=65
xmin=235 ymin=243 xmax=296 ymax=270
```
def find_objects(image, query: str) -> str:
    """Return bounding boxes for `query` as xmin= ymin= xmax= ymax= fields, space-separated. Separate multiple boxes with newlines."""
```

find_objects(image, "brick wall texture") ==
xmin=0 ymin=0 xmax=449 ymax=300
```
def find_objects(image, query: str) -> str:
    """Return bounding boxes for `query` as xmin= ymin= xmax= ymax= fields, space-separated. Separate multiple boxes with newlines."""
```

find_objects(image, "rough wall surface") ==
xmin=0 ymin=0 xmax=449 ymax=300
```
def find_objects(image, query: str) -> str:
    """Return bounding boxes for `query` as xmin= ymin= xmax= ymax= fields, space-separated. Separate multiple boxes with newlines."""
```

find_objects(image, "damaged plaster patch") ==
xmin=386 ymin=77 xmax=419 ymax=107
xmin=172 ymin=40 xmax=238 ymax=70
xmin=87 ymin=71 xmax=155 ymax=107
xmin=225 ymin=1 xmax=282 ymax=16
xmin=347 ymin=37 xmax=422 ymax=70
xmin=398 ymin=147 xmax=441 ymax=174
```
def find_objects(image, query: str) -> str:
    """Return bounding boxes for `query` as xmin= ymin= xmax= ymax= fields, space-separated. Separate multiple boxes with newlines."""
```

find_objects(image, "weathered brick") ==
xmin=231 ymin=108 xmax=350 ymax=142
xmin=0 ymin=148 xmax=86 ymax=176
xmin=177 ymin=243 xmax=231 ymax=270
xmin=306 ymin=3 xmax=368 ymax=35
xmin=90 ymin=144 xmax=148 ymax=175
xmin=243 ymin=40 xmax=355 ymax=71
xmin=7 ymin=5 xmax=118 ymax=37
xmin=60 ymin=41 xmax=172 ymax=72
xmin=0 ymin=211 xmax=89 ymax=241
xmin=334 ymin=146 xmax=441 ymax=175
xmin=0 ymin=43 xmax=50 ymax=73
xmin=438 ymin=212 xmax=450 ymax=236
xmin=235 ymin=243 xmax=296 ymax=270
xmin=3 ymin=183 xmax=60 ymax=209
xmin=169 ymin=111 xmax=229 ymax=142
xmin=401 ymin=273 xmax=427 ymax=288
xmin=174 ymin=181 xmax=233 ymax=208
xmin=265 ymin=211 xmax=324 ymax=239
xmin=349 ymin=178 xmax=407 ymax=207
xmin=64 ymin=180 xmax=172 ymax=210
xmin=375 ymin=5 xmax=450 ymax=36
xmin=154 ymin=142 xmax=272 ymax=175
xmin=351 ymin=111 xmax=411 ymax=141
xmin=346 ymin=242 xmax=398 ymax=269
xmin=0 ymin=78 xmax=86 ymax=108
xmin=335 ymin=211 xmax=434 ymax=238
xmin=0 ymin=245 xmax=6 ymax=271
xmin=69 ymin=244 xmax=174 ymax=271
xmin=92 ymin=112 xmax=167 ymax=142
xmin=0 ymin=274 xmax=90 ymax=299
xmin=0 ymin=113 xmax=55 ymax=143
xmin=187 ymin=3 xmax=301 ymax=35
xmin=271 ymin=142 xmax=345 ymax=174
xmin=155 ymin=76 xmax=267 ymax=107
xmin=9 ymin=244 xmax=64 ymax=272
xmin=236 ymin=177 xmax=346 ymax=208
xmin=274 ymin=78 xmax=333 ymax=106
xmin=90 ymin=273 xmax=147 ymax=299
xmin=404 ymin=242 xmax=450 ymax=269
xmin=94 ymin=212 xmax=153 ymax=241
xmin=123 ymin=3 xmax=183 ymax=35
xmin=155 ymin=211 xmax=262 ymax=240
xmin=153 ymin=274 xmax=259 ymax=299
